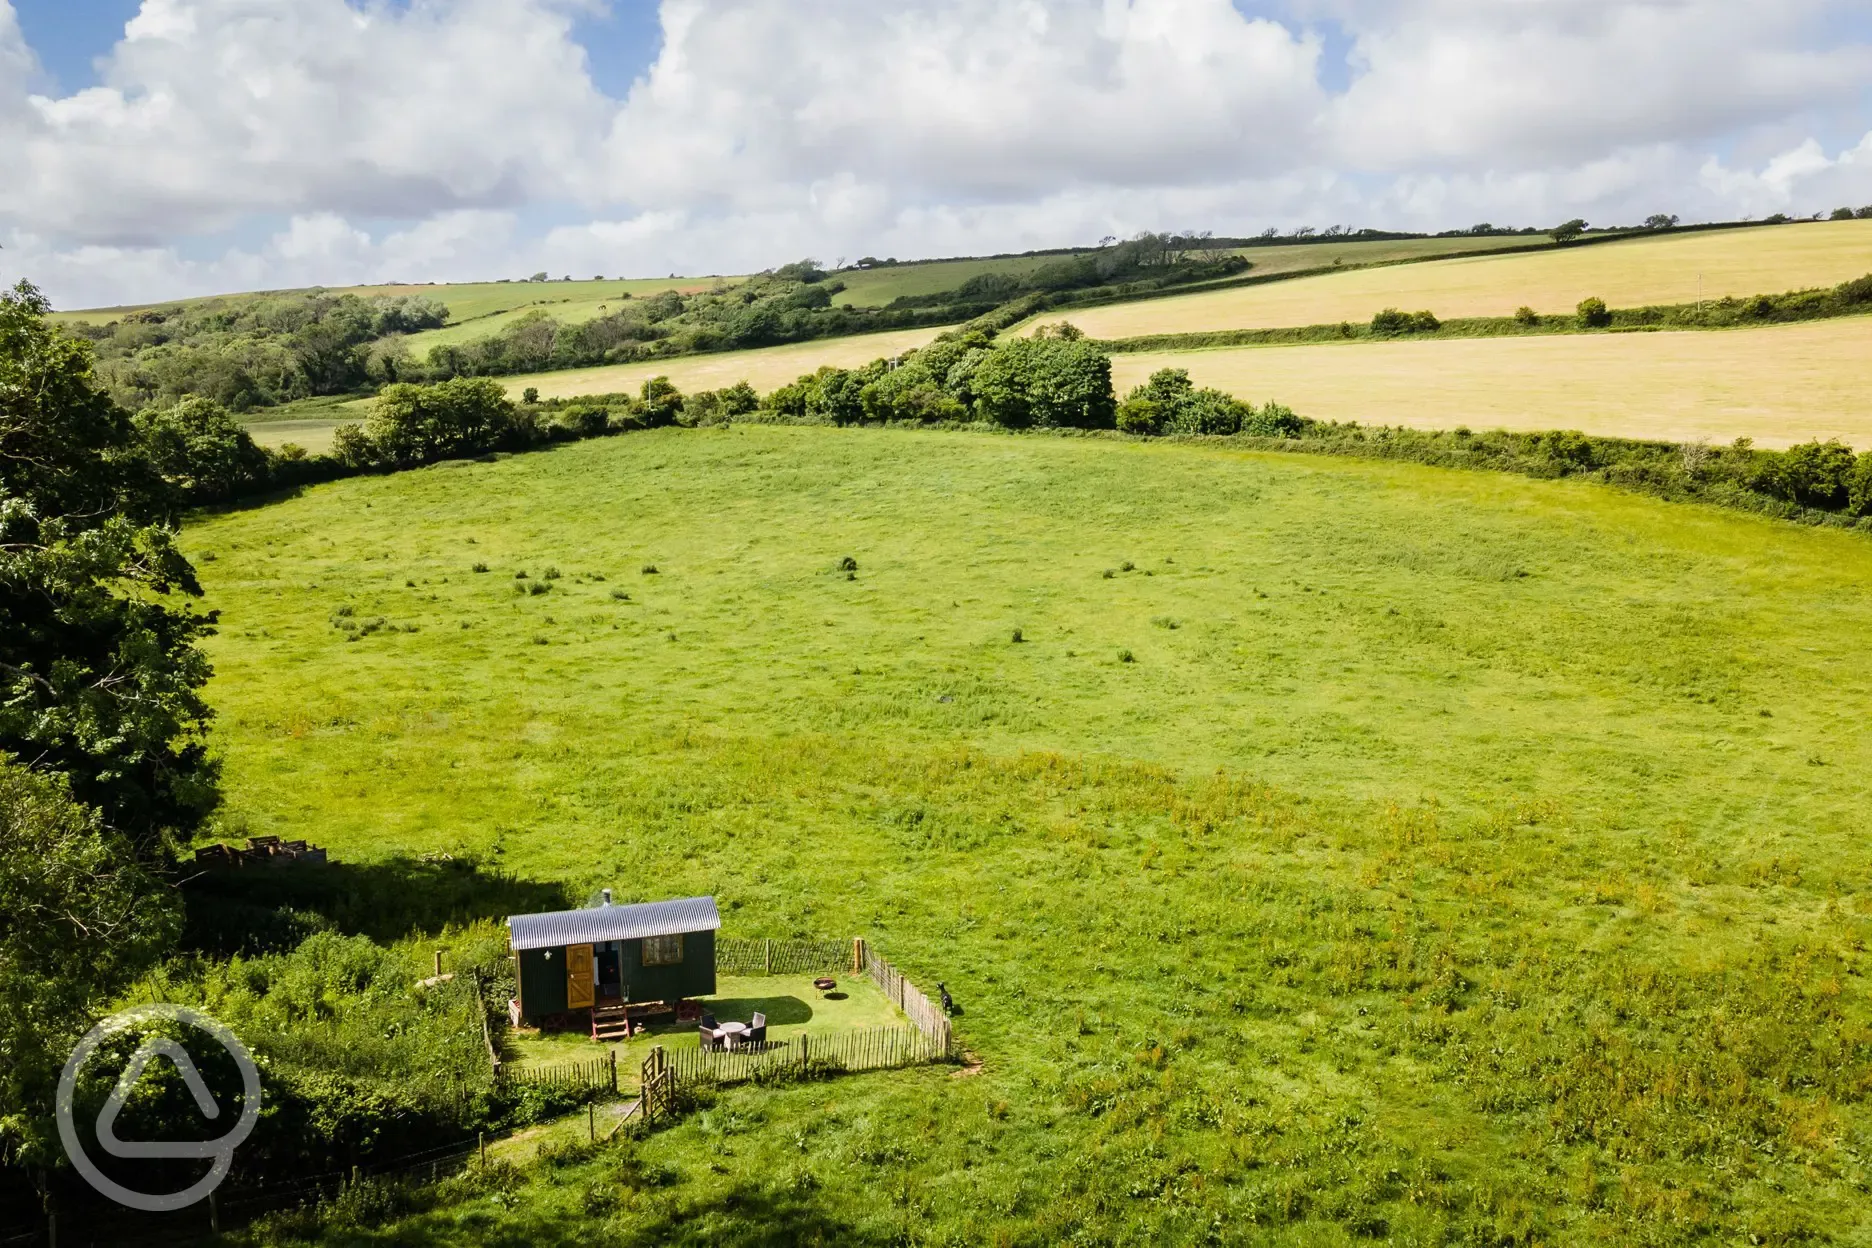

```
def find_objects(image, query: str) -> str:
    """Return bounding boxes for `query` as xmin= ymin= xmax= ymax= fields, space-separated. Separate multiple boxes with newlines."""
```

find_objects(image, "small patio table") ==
xmin=717 ymin=1021 xmax=750 ymax=1050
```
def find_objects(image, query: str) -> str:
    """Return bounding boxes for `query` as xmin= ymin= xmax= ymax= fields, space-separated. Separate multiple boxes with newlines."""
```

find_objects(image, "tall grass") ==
xmin=188 ymin=425 xmax=1872 ymax=1243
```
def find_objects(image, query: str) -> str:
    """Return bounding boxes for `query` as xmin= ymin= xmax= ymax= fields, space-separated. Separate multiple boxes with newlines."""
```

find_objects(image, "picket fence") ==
xmin=498 ymin=936 xmax=956 ymax=1122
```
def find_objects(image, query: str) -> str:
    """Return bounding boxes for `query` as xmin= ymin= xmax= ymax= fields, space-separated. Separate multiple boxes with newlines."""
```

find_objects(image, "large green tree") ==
xmin=0 ymin=281 xmax=220 ymax=858
xmin=970 ymin=336 xmax=1116 ymax=429
xmin=0 ymin=758 xmax=181 ymax=1173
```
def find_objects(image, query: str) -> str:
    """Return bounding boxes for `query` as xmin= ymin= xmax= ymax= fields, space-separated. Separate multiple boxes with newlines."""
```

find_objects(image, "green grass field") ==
xmin=833 ymin=235 xmax=1553 ymax=309
xmin=1113 ymin=316 xmax=1872 ymax=450
xmin=191 ymin=425 xmax=1872 ymax=1244
xmin=48 ymin=275 xmax=731 ymax=330
xmin=1036 ymin=220 xmax=1872 ymax=339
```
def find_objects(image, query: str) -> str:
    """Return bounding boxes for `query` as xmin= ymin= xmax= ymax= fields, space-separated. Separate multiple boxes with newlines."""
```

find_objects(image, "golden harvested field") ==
xmin=500 ymin=325 xmax=955 ymax=401
xmin=1044 ymin=221 xmax=1872 ymax=339
xmin=1114 ymin=317 xmax=1872 ymax=450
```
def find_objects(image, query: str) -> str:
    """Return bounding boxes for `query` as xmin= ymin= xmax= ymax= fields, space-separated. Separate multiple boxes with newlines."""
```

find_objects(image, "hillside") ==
xmin=1112 ymin=317 xmax=1872 ymax=450
xmin=1036 ymin=220 xmax=1872 ymax=337
xmin=188 ymin=424 xmax=1872 ymax=1242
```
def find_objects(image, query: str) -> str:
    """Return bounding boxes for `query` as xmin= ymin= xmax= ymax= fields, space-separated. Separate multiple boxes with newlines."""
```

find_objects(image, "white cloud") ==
xmin=0 ymin=0 xmax=610 ymax=245
xmin=1319 ymin=1 xmax=1872 ymax=170
xmin=1699 ymin=132 xmax=1872 ymax=215
xmin=1 ymin=0 xmax=1870 ymax=309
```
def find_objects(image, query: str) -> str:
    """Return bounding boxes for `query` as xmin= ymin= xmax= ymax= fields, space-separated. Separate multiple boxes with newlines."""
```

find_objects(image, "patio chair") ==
xmin=699 ymin=1021 xmax=722 ymax=1051
xmin=747 ymin=1012 xmax=767 ymax=1046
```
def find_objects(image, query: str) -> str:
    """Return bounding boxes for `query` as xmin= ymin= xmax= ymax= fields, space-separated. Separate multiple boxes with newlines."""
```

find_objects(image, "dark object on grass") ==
xmin=939 ymin=982 xmax=955 ymax=1016
xmin=642 ymin=564 xmax=659 ymax=574
xmin=814 ymin=976 xmax=837 ymax=997
xmin=839 ymin=555 xmax=858 ymax=572
xmin=749 ymin=1011 xmax=767 ymax=1044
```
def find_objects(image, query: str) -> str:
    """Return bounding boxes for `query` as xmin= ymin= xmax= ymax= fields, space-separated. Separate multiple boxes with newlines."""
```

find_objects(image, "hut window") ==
xmin=643 ymin=934 xmax=684 ymax=966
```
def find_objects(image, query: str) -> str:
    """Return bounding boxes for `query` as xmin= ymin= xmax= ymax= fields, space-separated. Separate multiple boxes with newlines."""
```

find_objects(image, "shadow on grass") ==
xmin=181 ymin=856 xmax=570 ymax=954
xmin=705 ymin=995 xmax=814 ymax=1027
xmin=319 ymin=1180 xmax=881 ymax=1248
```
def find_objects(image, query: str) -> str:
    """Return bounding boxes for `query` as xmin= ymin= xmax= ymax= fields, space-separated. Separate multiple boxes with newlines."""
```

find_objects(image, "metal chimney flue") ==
xmin=600 ymin=889 xmax=613 ymax=907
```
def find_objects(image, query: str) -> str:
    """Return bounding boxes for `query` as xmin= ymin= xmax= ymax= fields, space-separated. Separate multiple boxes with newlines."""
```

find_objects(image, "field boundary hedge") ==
xmin=1088 ymin=281 xmax=1872 ymax=354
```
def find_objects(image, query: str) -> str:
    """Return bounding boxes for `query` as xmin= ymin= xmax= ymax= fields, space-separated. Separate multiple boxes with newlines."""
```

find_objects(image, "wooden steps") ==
xmin=591 ymin=1004 xmax=631 ymax=1042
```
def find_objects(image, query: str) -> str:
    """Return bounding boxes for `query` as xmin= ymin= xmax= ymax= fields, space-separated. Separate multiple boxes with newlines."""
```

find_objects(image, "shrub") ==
xmin=1514 ymin=306 xmax=1538 ymax=326
xmin=1117 ymin=368 xmax=1248 ymax=436
xmin=471 ymin=562 xmax=489 ymax=573
xmin=1838 ymin=274 xmax=1872 ymax=305
xmin=1541 ymin=430 xmax=1596 ymax=468
xmin=1831 ymin=207 xmax=1858 ymax=221
xmin=1775 ymin=439 xmax=1858 ymax=509
xmin=1849 ymin=452 xmax=1872 ymax=517
xmin=1576 ymin=297 xmax=1612 ymax=329
xmin=970 ymin=337 xmax=1116 ymax=429
xmin=1116 ymin=396 xmax=1164 ymax=436
xmin=134 ymin=397 xmax=272 ymax=503
xmin=362 ymin=377 xmax=526 ymax=467
xmin=522 ymin=387 xmax=539 ymax=404
xmin=552 ymin=403 xmax=608 ymax=439
xmin=861 ymin=360 xmax=966 ymax=423
xmin=1551 ymin=218 xmax=1588 ymax=243
xmin=1371 ymin=308 xmax=1440 ymax=336
xmin=1858 ymin=207 xmax=1872 ymax=220
xmin=638 ymin=377 xmax=685 ymax=426
xmin=1241 ymin=402 xmax=1306 ymax=438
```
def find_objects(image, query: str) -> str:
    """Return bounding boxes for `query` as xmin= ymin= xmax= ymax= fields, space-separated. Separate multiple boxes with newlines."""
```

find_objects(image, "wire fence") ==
xmin=716 ymin=936 xmax=855 ymax=977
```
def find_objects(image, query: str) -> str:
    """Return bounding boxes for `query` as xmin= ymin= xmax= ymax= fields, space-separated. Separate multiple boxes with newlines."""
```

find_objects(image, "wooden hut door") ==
xmin=565 ymin=944 xmax=595 ymax=1010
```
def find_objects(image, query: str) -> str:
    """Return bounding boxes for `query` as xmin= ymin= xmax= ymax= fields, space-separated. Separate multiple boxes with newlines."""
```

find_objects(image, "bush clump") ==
xmin=1117 ymin=369 xmax=1304 ymax=439
xmin=1576 ymin=297 xmax=1613 ymax=329
xmin=1370 ymin=308 xmax=1441 ymax=336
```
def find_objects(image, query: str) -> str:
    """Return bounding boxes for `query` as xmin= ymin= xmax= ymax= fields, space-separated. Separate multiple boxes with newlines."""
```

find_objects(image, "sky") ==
xmin=2 ymin=0 xmax=1870 ymax=310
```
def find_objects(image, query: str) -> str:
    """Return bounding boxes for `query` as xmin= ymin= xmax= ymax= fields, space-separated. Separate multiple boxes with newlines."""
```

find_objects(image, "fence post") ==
xmin=852 ymin=937 xmax=864 ymax=974
xmin=479 ymin=1132 xmax=486 ymax=1168
xmin=610 ymin=1049 xmax=618 ymax=1094
xmin=800 ymin=1033 xmax=809 ymax=1077
xmin=765 ymin=938 xmax=773 ymax=974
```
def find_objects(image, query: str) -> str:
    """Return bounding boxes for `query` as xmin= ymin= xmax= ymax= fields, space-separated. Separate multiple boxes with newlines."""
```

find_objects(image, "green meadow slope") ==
xmin=192 ymin=426 xmax=1872 ymax=1244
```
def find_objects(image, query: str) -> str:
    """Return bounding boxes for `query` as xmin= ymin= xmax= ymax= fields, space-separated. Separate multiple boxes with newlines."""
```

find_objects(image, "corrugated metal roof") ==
xmin=507 ymin=896 xmax=721 ymax=952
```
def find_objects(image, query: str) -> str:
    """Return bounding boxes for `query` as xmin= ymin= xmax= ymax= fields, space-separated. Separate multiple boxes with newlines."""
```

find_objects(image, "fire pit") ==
xmin=813 ymin=976 xmax=838 ymax=997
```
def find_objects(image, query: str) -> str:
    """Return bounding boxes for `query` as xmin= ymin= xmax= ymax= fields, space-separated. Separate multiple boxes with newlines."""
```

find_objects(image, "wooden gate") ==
xmin=565 ymin=943 xmax=594 ymax=1010
xmin=640 ymin=1047 xmax=676 ymax=1124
